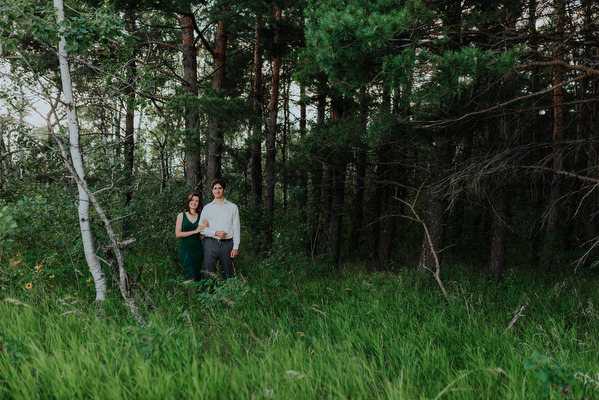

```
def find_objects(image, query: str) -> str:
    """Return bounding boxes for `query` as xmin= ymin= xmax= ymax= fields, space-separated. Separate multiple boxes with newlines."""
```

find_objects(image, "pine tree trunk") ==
xmin=251 ymin=20 xmax=263 ymax=207
xmin=123 ymin=9 xmax=136 ymax=236
xmin=527 ymin=0 xmax=543 ymax=264
xmin=378 ymin=147 xmax=401 ymax=270
xmin=205 ymin=13 xmax=228 ymax=194
xmin=250 ymin=20 xmax=264 ymax=254
xmin=350 ymin=89 xmax=368 ymax=254
xmin=418 ymin=135 xmax=452 ymax=273
xmin=327 ymin=164 xmax=346 ymax=267
xmin=178 ymin=11 xmax=201 ymax=190
xmin=539 ymin=0 xmax=566 ymax=270
xmin=265 ymin=7 xmax=282 ymax=249
xmin=350 ymin=149 xmax=366 ymax=253
xmin=490 ymin=114 xmax=510 ymax=281
xmin=581 ymin=0 xmax=599 ymax=254
xmin=323 ymin=93 xmax=346 ymax=267
xmin=307 ymin=85 xmax=327 ymax=256
xmin=298 ymin=85 xmax=308 ymax=208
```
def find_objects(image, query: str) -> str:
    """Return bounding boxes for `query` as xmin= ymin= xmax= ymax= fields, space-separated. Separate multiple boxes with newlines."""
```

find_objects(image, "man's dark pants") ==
xmin=203 ymin=237 xmax=234 ymax=283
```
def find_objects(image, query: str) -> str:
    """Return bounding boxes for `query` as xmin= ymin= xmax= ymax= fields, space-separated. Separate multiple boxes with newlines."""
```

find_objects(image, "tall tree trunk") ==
xmin=307 ymin=86 xmax=327 ymax=256
xmin=350 ymin=89 xmax=368 ymax=254
xmin=0 ymin=120 xmax=5 ymax=196
xmin=323 ymin=93 xmax=346 ymax=268
xmin=527 ymin=0 xmax=544 ymax=265
xmin=298 ymin=85 xmax=308 ymax=208
xmin=178 ymin=11 xmax=201 ymax=190
xmin=539 ymin=0 xmax=566 ymax=270
xmin=205 ymin=12 xmax=228 ymax=194
xmin=251 ymin=20 xmax=263 ymax=207
xmin=418 ymin=0 xmax=460 ymax=274
xmin=379 ymin=89 xmax=410 ymax=269
xmin=282 ymin=71 xmax=290 ymax=210
xmin=250 ymin=19 xmax=264 ymax=254
xmin=489 ymin=8 xmax=518 ymax=281
xmin=581 ymin=0 xmax=599 ymax=255
xmin=326 ymin=164 xmax=346 ymax=268
xmin=54 ymin=0 xmax=106 ymax=301
xmin=490 ymin=115 xmax=510 ymax=281
xmin=18 ymin=87 xmax=24 ymax=181
xmin=265 ymin=7 xmax=282 ymax=249
xmin=418 ymin=135 xmax=453 ymax=273
xmin=368 ymin=85 xmax=391 ymax=263
xmin=378 ymin=147 xmax=402 ymax=270
xmin=123 ymin=9 xmax=136 ymax=236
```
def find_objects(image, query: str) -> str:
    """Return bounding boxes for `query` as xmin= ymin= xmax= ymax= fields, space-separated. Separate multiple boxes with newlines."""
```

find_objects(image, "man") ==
xmin=200 ymin=179 xmax=240 ymax=283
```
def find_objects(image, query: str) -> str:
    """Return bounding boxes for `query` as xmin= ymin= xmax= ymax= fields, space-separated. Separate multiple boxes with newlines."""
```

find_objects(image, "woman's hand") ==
xmin=202 ymin=218 xmax=209 ymax=227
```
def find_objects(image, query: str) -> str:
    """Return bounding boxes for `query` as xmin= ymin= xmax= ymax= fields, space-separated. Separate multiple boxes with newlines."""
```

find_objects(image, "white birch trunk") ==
xmin=54 ymin=0 xmax=107 ymax=301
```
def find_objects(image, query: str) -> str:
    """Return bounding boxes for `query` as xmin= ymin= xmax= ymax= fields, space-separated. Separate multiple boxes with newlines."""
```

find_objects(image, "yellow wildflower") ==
xmin=49 ymin=285 xmax=54 ymax=288
xmin=149 ymin=268 xmax=153 ymax=272
xmin=86 ymin=277 xmax=92 ymax=282
xmin=35 ymin=265 xmax=42 ymax=270
xmin=50 ymin=275 xmax=55 ymax=278
xmin=25 ymin=283 xmax=32 ymax=289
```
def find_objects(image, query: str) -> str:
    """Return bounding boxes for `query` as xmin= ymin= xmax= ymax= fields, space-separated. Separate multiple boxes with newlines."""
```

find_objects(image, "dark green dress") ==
xmin=178 ymin=213 xmax=203 ymax=281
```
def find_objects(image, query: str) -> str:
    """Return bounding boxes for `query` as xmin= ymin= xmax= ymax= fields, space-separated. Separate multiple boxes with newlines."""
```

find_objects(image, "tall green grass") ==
xmin=1 ymin=267 xmax=598 ymax=399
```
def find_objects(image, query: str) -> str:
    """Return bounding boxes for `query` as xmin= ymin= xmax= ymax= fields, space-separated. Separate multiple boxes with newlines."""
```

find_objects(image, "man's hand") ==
xmin=215 ymin=230 xmax=227 ymax=239
xmin=231 ymin=249 xmax=239 ymax=258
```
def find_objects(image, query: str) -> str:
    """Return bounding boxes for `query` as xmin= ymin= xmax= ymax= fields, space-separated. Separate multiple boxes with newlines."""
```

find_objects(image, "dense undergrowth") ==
xmin=1 ymin=254 xmax=598 ymax=399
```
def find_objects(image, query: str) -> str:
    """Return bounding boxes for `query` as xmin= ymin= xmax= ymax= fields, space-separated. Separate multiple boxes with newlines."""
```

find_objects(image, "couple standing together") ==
xmin=175 ymin=179 xmax=240 ymax=286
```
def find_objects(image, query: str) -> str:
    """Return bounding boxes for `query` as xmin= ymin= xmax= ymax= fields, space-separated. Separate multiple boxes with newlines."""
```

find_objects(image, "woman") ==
xmin=175 ymin=192 xmax=208 ymax=284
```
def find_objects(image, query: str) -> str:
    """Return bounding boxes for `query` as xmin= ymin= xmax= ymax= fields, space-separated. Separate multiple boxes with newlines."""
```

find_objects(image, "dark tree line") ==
xmin=1 ymin=0 xmax=598 ymax=282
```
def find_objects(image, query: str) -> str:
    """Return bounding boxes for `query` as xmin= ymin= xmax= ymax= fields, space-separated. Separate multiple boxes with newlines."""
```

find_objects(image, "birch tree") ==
xmin=53 ymin=0 xmax=145 ymax=326
xmin=53 ymin=0 xmax=107 ymax=301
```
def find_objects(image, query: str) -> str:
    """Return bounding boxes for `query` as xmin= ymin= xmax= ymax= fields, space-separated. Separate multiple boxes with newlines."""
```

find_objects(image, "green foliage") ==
xmin=0 ymin=205 xmax=18 ymax=255
xmin=122 ymin=324 xmax=182 ymax=363
xmin=0 ymin=336 xmax=30 ymax=364
xmin=523 ymin=352 xmax=580 ymax=398
xmin=194 ymin=278 xmax=252 ymax=309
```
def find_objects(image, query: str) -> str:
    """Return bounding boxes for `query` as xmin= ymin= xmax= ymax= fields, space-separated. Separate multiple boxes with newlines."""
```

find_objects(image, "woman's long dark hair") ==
xmin=184 ymin=192 xmax=203 ymax=214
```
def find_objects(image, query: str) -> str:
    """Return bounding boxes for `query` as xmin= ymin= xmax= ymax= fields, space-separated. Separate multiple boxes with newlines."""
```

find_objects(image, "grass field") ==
xmin=1 ymin=264 xmax=598 ymax=399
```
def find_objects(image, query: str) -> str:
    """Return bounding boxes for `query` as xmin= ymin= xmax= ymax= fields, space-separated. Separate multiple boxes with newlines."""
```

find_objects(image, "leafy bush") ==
xmin=523 ymin=352 xmax=580 ymax=398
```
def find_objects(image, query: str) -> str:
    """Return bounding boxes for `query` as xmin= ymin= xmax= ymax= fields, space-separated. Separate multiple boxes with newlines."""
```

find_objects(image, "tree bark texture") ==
xmin=178 ymin=11 xmax=201 ymax=190
xmin=350 ymin=89 xmax=368 ymax=254
xmin=490 ymin=114 xmax=511 ymax=281
xmin=323 ymin=93 xmax=346 ymax=268
xmin=124 ymin=10 xmax=136 ymax=204
xmin=418 ymin=135 xmax=453 ymax=272
xmin=539 ymin=0 xmax=566 ymax=270
xmin=54 ymin=0 xmax=107 ymax=302
xmin=251 ymin=20 xmax=263 ymax=208
xmin=205 ymin=13 xmax=228 ymax=195
xmin=378 ymin=147 xmax=402 ymax=270
xmin=264 ymin=7 xmax=282 ymax=249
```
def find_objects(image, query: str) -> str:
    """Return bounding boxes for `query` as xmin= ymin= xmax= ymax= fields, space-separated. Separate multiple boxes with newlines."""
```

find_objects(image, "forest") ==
xmin=1 ymin=0 xmax=599 ymax=398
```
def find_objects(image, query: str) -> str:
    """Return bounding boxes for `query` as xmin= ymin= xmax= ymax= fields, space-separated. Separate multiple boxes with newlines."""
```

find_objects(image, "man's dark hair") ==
xmin=211 ymin=179 xmax=226 ymax=190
